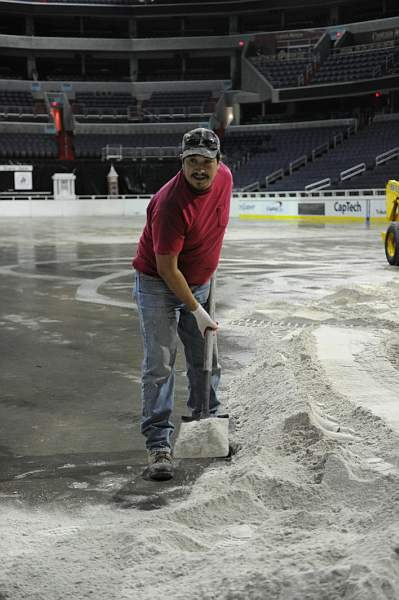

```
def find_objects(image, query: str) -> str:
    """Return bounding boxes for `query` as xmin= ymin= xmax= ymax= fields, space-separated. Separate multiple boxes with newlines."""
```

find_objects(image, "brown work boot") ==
xmin=147 ymin=449 xmax=174 ymax=481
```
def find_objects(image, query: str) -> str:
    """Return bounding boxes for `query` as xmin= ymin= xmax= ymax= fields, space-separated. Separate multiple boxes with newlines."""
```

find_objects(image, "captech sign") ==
xmin=334 ymin=201 xmax=362 ymax=214
xmin=233 ymin=195 xmax=383 ymax=221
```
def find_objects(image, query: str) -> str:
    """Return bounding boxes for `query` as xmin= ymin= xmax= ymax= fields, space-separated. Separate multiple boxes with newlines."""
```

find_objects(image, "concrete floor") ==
xmin=0 ymin=216 xmax=389 ymax=508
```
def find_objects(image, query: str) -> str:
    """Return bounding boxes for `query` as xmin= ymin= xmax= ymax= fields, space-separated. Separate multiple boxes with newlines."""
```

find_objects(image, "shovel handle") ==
xmin=203 ymin=328 xmax=214 ymax=372
xmin=203 ymin=276 xmax=216 ymax=372
xmin=202 ymin=275 xmax=217 ymax=417
xmin=207 ymin=276 xmax=216 ymax=321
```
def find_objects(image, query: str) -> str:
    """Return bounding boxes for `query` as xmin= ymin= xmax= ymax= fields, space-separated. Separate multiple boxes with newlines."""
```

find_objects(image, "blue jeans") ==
xmin=133 ymin=272 xmax=221 ymax=452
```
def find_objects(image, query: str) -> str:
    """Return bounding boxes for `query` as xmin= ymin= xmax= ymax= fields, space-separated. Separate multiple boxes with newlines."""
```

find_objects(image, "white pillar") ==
xmin=107 ymin=165 xmax=119 ymax=197
xmin=52 ymin=173 xmax=76 ymax=200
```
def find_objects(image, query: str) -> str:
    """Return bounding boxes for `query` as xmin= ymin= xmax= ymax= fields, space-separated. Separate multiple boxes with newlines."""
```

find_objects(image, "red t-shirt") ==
xmin=133 ymin=162 xmax=233 ymax=285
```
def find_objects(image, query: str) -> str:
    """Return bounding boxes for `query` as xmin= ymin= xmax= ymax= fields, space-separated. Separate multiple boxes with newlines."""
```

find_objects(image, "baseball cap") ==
xmin=181 ymin=128 xmax=220 ymax=160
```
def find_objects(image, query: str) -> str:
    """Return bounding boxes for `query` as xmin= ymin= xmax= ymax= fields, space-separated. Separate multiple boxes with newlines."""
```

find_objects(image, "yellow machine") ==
xmin=384 ymin=179 xmax=399 ymax=265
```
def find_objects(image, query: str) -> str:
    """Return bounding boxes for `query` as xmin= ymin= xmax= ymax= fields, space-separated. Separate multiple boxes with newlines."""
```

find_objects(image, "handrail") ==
xmin=289 ymin=154 xmax=307 ymax=174
xmin=305 ymin=178 xmax=331 ymax=191
xmin=252 ymin=54 xmax=313 ymax=64
xmin=241 ymin=181 xmax=260 ymax=192
xmin=102 ymin=144 xmax=180 ymax=161
xmin=312 ymin=142 xmax=329 ymax=160
xmin=333 ymin=40 xmax=395 ymax=54
xmin=102 ymin=144 xmax=123 ymax=160
xmin=346 ymin=124 xmax=356 ymax=137
xmin=332 ymin=132 xmax=344 ymax=148
xmin=0 ymin=189 xmax=386 ymax=203
xmin=265 ymin=168 xmax=284 ymax=187
xmin=376 ymin=146 xmax=399 ymax=166
xmin=340 ymin=162 xmax=366 ymax=182
xmin=230 ymin=150 xmax=251 ymax=173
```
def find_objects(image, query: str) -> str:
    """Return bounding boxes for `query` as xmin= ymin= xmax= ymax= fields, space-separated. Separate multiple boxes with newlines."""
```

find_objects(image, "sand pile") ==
xmin=2 ymin=307 xmax=399 ymax=599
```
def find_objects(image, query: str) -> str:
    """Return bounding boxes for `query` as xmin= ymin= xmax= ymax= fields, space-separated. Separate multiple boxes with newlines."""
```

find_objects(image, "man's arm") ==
xmin=156 ymin=254 xmax=198 ymax=310
xmin=155 ymin=254 xmax=217 ymax=334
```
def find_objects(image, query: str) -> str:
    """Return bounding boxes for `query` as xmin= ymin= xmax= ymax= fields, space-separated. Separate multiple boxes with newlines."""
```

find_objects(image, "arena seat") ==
xmin=0 ymin=133 xmax=58 ymax=159
xmin=266 ymin=120 xmax=399 ymax=190
xmin=338 ymin=156 xmax=399 ymax=189
xmin=249 ymin=43 xmax=397 ymax=89
xmin=227 ymin=125 xmax=349 ymax=189
xmin=249 ymin=56 xmax=311 ymax=88
xmin=142 ymin=90 xmax=215 ymax=120
xmin=311 ymin=47 xmax=395 ymax=84
xmin=73 ymin=92 xmax=138 ymax=122
xmin=0 ymin=91 xmax=48 ymax=122
xmin=73 ymin=132 xmax=182 ymax=158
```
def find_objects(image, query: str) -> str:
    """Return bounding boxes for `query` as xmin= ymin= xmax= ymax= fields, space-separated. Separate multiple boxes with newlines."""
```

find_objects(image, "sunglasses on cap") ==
xmin=182 ymin=129 xmax=220 ymax=152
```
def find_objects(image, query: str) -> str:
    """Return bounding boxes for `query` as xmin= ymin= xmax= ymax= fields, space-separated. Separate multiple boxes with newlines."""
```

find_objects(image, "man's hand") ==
xmin=155 ymin=254 xmax=218 ymax=335
xmin=191 ymin=304 xmax=218 ymax=337
xmin=156 ymin=254 xmax=198 ymax=311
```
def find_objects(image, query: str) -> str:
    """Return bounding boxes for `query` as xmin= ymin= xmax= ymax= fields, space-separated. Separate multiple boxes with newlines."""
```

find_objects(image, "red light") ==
xmin=51 ymin=106 xmax=62 ymax=133
xmin=375 ymin=91 xmax=382 ymax=98
xmin=239 ymin=40 xmax=245 ymax=48
xmin=336 ymin=31 xmax=342 ymax=38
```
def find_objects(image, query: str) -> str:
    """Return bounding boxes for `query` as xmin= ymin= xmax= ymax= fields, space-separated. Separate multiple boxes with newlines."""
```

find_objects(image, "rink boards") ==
xmin=0 ymin=190 xmax=387 ymax=222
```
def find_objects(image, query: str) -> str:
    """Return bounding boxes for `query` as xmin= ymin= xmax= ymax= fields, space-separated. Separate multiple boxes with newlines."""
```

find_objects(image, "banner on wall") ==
xmin=325 ymin=199 xmax=366 ymax=218
xmin=371 ymin=200 xmax=387 ymax=220
xmin=14 ymin=171 xmax=32 ymax=191
xmin=236 ymin=196 xmax=386 ymax=220
xmin=238 ymin=199 xmax=298 ymax=217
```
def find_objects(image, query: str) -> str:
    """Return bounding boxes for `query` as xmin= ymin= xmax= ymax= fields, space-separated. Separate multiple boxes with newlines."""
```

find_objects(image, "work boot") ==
xmin=147 ymin=450 xmax=174 ymax=481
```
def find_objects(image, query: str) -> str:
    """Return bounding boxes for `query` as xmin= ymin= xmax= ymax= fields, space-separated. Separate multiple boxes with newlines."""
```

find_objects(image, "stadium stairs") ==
xmin=235 ymin=115 xmax=399 ymax=192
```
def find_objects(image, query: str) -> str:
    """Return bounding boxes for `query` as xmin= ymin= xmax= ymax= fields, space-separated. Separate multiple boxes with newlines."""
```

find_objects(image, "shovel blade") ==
xmin=174 ymin=417 xmax=229 ymax=459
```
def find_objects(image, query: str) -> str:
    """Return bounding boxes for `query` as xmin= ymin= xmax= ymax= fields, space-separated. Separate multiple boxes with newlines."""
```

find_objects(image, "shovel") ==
xmin=174 ymin=275 xmax=230 ymax=459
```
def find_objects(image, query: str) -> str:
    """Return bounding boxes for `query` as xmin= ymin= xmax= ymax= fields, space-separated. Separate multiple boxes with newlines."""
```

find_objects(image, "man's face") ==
xmin=182 ymin=155 xmax=219 ymax=192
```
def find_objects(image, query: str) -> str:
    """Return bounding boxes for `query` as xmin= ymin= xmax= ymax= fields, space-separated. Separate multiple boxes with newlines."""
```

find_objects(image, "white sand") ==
xmin=3 ymin=278 xmax=399 ymax=599
xmin=2 ymin=218 xmax=399 ymax=599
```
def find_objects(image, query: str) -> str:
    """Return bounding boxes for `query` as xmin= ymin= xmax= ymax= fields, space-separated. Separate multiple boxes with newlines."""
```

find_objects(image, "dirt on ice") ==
xmin=2 ymin=220 xmax=399 ymax=599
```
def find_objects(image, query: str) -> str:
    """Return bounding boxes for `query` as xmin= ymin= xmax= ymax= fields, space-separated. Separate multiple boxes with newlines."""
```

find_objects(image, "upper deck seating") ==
xmin=0 ymin=133 xmax=58 ymax=158
xmin=73 ymin=92 xmax=138 ymax=122
xmin=73 ymin=132 xmax=182 ymax=158
xmin=142 ymin=90 xmax=214 ymax=120
xmin=249 ymin=44 xmax=398 ymax=88
xmin=0 ymin=91 xmax=48 ymax=122
xmin=226 ymin=125 xmax=348 ymax=189
xmin=249 ymin=56 xmax=310 ymax=88
xmin=312 ymin=47 xmax=396 ymax=84
xmin=268 ymin=120 xmax=399 ymax=190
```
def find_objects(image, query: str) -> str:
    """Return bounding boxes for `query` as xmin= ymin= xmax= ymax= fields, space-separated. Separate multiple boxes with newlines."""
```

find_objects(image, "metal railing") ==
xmin=101 ymin=145 xmax=180 ymax=161
xmin=265 ymin=169 xmax=284 ymax=188
xmin=230 ymin=151 xmax=251 ymax=173
xmin=234 ymin=188 xmax=384 ymax=199
xmin=0 ymin=189 xmax=386 ymax=202
xmin=332 ymin=132 xmax=344 ymax=148
xmin=305 ymin=178 xmax=331 ymax=191
xmin=240 ymin=181 xmax=260 ymax=192
xmin=289 ymin=155 xmax=307 ymax=175
xmin=376 ymin=146 xmax=399 ymax=166
xmin=0 ymin=191 xmax=52 ymax=201
xmin=312 ymin=142 xmax=329 ymax=160
xmin=333 ymin=40 xmax=395 ymax=54
xmin=0 ymin=193 xmax=153 ymax=202
xmin=340 ymin=162 xmax=366 ymax=182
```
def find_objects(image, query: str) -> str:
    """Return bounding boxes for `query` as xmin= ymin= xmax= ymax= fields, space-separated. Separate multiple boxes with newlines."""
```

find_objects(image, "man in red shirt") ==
xmin=133 ymin=128 xmax=233 ymax=481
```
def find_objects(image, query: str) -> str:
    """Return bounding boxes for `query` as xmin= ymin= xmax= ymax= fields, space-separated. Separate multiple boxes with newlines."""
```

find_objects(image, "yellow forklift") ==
xmin=384 ymin=180 xmax=399 ymax=265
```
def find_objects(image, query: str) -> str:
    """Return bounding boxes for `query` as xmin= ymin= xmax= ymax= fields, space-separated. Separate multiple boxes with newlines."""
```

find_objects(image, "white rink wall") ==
xmin=0 ymin=190 xmax=387 ymax=221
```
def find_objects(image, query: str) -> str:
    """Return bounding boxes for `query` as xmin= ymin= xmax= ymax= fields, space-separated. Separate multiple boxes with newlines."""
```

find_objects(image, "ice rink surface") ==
xmin=2 ymin=216 xmax=399 ymax=599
